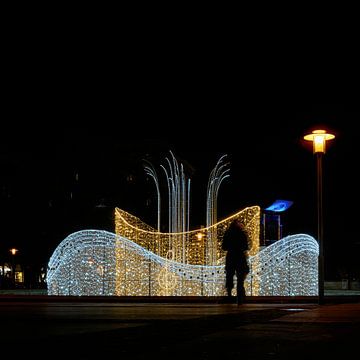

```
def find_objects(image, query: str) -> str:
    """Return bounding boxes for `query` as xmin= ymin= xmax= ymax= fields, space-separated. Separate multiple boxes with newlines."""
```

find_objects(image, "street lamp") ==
xmin=304 ymin=129 xmax=335 ymax=304
xmin=9 ymin=248 xmax=19 ymax=286
xmin=9 ymin=248 xmax=18 ymax=256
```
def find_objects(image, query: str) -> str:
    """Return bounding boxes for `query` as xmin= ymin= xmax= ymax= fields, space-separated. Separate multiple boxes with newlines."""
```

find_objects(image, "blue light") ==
xmin=265 ymin=200 xmax=293 ymax=212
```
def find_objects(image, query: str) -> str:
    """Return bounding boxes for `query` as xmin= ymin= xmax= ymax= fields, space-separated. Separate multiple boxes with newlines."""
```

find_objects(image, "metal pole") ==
xmin=316 ymin=153 xmax=324 ymax=304
xmin=304 ymin=129 xmax=335 ymax=304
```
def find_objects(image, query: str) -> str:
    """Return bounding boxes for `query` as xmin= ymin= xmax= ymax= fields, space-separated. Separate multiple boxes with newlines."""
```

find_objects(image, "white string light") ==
xmin=47 ymin=207 xmax=318 ymax=296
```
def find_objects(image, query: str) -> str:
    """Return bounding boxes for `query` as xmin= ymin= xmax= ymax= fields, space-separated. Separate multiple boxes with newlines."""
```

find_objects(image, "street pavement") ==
xmin=0 ymin=296 xmax=359 ymax=359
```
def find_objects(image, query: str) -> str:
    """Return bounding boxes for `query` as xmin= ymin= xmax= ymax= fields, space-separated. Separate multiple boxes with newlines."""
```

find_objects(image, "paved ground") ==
xmin=1 ymin=296 xmax=359 ymax=359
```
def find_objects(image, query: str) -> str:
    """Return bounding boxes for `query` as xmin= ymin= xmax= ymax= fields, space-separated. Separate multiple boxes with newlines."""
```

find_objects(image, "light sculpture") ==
xmin=206 ymin=154 xmax=230 ymax=265
xmin=47 ymin=206 xmax=318 ymax=297
xmin=144 ymin=159 xmax=161 ymax=231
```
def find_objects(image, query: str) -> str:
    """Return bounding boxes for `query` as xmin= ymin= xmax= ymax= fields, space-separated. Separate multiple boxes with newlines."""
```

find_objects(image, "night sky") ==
xmin=1 ymin=29 xmax=359 ymax=281
xmin=1 ymin=98 xmax=358 ymax=281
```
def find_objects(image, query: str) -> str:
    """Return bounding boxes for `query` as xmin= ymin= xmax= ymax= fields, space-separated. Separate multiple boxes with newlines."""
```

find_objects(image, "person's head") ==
xmin=234 ymin=219 xmax=243 ymax=227
xmin=235 ymin=220 xmax=247 ymax=233
xmin=229 ymin=219 xmax=242 ymax=230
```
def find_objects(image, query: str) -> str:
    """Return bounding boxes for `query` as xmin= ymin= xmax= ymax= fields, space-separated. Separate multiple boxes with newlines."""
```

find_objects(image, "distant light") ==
xmin=9 ymin=248 xmax=18 ymax=255
xmin=95 ymin=203 xmax=107 ymax=208
xmin=95 ymin=198 xmax=107 ymax=208
xmin=265 ymin=200 xmax=293 ymax=212
xmin=304 ymin=129 xmax=335 ymax=154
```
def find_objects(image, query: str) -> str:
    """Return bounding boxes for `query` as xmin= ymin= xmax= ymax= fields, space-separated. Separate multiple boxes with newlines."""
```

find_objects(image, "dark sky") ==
xmin=1 ymin=99 xmax=358 ymax=281
xmin=1 ymin=23 xmax=359 ymax=279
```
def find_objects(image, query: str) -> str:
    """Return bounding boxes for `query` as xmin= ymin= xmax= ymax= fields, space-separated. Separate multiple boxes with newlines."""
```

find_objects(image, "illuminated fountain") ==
xmin=47 ymin=206 xmax=318 ymax=296
xmin=206 ymin=154 xmax=230 ymax=265
xmin=47 ymin=152 xmax=318 ymax=297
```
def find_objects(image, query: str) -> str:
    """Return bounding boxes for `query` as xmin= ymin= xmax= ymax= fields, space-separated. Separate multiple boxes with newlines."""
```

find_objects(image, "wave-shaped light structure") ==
xmin=47 ymin=230 xmax=318 ymax=296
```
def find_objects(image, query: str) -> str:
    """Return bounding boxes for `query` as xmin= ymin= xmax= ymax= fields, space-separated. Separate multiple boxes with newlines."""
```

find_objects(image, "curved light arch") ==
xmin=47 ymin=229 xmax=318 ymax=297
xmin=206 ymin=154 xmax=231 ymax=265
xmin=143 ymin=159 xmax=161 ymax=231
xmin=47 ymin=206 xmax=319 ymax=297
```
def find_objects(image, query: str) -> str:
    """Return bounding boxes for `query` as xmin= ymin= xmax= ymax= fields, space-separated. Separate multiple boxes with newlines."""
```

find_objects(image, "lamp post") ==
xmin=304 ymin=130 xmax=335 ymax=304
xmin=9 ymin=248 xmax=18 ymax=287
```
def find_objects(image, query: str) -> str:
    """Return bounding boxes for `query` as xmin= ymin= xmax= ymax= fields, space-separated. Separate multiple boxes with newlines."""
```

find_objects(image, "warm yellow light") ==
xmin=304 ymin=129 xmax=335 ymax=153
xmin=196 ymin=232 xmax=204 ymax=241
xmin=9 ymin=248 xmax=18 ymax=255
xmin=114 ymin=206 xmax=261 ymax=296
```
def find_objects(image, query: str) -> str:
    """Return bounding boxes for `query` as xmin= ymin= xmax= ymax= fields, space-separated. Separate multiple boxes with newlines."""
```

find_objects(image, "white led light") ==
xmin=47 ymin=207 xmax=318 ymax=297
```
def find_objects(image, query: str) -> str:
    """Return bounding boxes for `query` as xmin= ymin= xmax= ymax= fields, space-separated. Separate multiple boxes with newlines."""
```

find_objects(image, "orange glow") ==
xmin=9 ymin=248 xmax=18 ymax=255
xmin=304 ymin=129 xmax=335 ymax=153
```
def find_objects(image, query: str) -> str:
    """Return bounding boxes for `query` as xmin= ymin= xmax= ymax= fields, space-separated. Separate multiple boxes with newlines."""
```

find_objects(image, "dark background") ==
xmin=1 ymin=18 xmax=359 ymax=283
xmin=1 ymin=101 xmax=358 ymax=282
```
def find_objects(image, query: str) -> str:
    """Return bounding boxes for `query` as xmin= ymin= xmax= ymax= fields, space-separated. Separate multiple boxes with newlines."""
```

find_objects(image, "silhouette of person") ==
xmin=222 ymin=219 xmax=250 ymax=304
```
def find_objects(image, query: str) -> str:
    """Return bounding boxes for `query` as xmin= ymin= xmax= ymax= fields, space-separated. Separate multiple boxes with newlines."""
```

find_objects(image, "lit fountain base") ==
xmin=47 ymin=229 xmax=318 ymax=297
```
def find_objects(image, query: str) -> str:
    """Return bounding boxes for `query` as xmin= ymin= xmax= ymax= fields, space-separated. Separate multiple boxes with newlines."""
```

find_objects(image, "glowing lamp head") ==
xmin=304 ymin=129 xmax=335 ymax=154
xmin=9 ymin=248 xmax=18 ymax=255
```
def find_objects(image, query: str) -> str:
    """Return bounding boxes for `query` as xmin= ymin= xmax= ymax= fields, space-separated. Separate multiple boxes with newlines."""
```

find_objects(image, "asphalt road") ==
xmin=1 ymin=298 xmax=360 ymax=359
